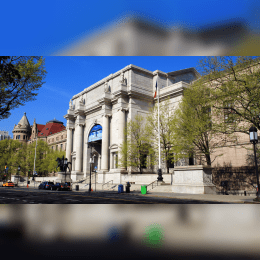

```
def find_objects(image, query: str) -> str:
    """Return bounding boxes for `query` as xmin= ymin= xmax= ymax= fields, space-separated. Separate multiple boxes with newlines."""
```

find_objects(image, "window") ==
xmin=56 ymin=145 xmax=58 ymax=150
xmin=61 ymin=135 xmax=63 ymax=140
xmin=52 ymin=146 xmax=54 ymax=150
xmin=16 ymin=135 xmax=20 ymax=140
xmin=23 ymin=135 xmax=25 ymax=140
xmin=60 ymin=144 xmax=63 ymax=150
xmin=224 ymin=101 xmax=235 ymax=123
xmin=56 ymin=137 xmax=59 ymax=141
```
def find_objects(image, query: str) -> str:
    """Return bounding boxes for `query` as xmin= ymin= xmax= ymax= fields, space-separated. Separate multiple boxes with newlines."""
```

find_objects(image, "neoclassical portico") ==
xmin=64 ymin=64 xmax=199 ymax=182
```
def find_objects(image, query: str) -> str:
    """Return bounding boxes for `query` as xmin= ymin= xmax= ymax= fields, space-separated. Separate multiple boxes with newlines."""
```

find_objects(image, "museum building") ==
xmin=12 ymin=113 xmax=67 ymax=151
xmin=64 ymin=64 xmax=199 ymax=182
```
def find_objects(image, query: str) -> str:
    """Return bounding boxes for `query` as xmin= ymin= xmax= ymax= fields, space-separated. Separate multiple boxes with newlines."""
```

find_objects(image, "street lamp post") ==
xmin=64 ymin=157 xmax=68 ymax=183
xmin=88 ymin=142 xmax=95 ymax=193
xmin=17 ymin=165 xmax=20 ymax=187
xmin=249 ymin=126 xmax=259 ymax=200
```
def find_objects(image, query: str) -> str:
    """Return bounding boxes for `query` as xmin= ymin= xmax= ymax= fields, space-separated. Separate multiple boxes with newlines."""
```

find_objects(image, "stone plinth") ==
xmin=98 ymin=171 xmax=173 ymax=185
xmin=70 ymin=171 xmax=84 ymax=181
xmin=56 ymin=172 xmax=73 ymax=183
xmin=172 ymin=165 xmax=216 ymax=194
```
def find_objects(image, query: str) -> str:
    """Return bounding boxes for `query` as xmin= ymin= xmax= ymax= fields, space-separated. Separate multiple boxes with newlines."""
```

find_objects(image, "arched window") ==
xmin=88 ymin=124 xmax=102 ymax=142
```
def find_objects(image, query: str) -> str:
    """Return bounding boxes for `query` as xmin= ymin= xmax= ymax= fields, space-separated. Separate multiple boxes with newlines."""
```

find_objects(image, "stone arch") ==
xmin=87 ymin=123 xmax=103 ymax=143
xmin=86 ymin=120 xmax=103 ymax=141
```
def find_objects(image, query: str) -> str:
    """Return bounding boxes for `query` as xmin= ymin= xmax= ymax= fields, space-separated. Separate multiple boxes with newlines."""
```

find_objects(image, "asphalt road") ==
xmin=0 ymin=186 xmax=229 ymax=204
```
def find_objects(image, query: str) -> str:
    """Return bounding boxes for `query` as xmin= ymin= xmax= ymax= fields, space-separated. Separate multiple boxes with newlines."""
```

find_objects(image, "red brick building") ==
xmin=13 ymin=113 xmax=67 ymax=151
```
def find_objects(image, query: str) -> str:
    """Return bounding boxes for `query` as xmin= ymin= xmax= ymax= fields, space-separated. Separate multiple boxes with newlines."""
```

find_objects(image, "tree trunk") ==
xmin=205 ymin=153 xmax=211 ymax=166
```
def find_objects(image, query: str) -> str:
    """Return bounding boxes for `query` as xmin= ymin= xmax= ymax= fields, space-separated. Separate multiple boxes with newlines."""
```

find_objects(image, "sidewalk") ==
xmin=143 ymin=191 xmax=259 ymax=203
xmin=19 ymin=181 xmax=260 ymax=203
xmin=72 ymin=186 xmax=259 ymax=203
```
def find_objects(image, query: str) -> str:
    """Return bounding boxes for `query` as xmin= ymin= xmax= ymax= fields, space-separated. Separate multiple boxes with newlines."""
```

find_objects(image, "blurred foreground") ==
xmin=1 ymin=205 xmax=259 ymax=259
xmin=56 ymin=16 xmax=259 ymax=56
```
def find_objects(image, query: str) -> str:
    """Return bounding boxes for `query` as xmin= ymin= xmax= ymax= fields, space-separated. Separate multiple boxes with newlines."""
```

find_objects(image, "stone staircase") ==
xmin=74 ymin=173 xmax=97 ymax=184
xmin=147 ymin=183 xmax=172 ymax=193
xmin=146 ymin=180 xmax=172 ymax=193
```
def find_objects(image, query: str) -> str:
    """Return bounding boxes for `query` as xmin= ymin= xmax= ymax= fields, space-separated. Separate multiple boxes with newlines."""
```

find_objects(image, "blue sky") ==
xmin=0 ymin=56 xmax=202 ymax=137
xmin=1 ymin=0 xmax=259 ymax=55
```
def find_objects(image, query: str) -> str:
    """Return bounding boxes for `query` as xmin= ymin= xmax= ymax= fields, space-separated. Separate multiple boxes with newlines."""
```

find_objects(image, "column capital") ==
xmin=102 ymin=113 xmax=112 ymax=118
xmin=117 ymin=107 xmax=128 ymax=112
xmin=76 ymin=123 xmax=85 ymax=127
xmin=66 ymin=126 xmax=75 ymax=130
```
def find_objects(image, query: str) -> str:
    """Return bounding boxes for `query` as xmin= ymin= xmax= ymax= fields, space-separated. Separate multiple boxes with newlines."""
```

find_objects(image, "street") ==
xmin=0 ymin=186 xmax=231 ymax=204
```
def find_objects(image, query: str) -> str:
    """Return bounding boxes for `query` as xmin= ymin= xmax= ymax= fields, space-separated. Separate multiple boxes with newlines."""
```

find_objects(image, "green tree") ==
xmin=171 ymin=81 xmax=225 ymax=166
xmin=146 ymin=99 xmax=175 ymax=173
xmin=26 ymin=140 xmax=52 ymax=176
xmin=11 ymin=142 xmax=28 ymax=176
xmin=119 ymin=114 xmax=155 ymax=173
xmin=197 ymin=56 xmax=260 ymax=133
xmin=0 ymin=56 xmax=47 ymax=120
xmin=46 ymin=149 xmax=66 ymax=174
xmin=0 ymin=139 xmax=22 ymax=179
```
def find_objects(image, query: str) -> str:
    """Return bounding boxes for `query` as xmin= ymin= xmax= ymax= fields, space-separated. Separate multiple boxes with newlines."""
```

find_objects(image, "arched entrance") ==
xmin=88 ymin=124 xmax=102 ymax=171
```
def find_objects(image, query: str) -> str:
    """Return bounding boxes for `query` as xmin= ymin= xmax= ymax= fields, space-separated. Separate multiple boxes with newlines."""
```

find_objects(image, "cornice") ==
xmin=84 ymin=104 xmax=102 ymax=116
xmin=127 ymin=90 xmax=154 ymax=102
xmin=72 ymin=64 xmax=161 ymax=100
xmin=64 ymin=113 xmax=75 ymax=120
xmin=155 ymin=84 xmax=187 ymax=102
xmin=112 ymin=89 xmax=128 ymax=98
xmin=153 ymin=70 xmax=168 ymax=76
xmin=74 ymin=108 xmax=85 ymax=116
xmin=98 ymin=97 xmax=112 ymax=106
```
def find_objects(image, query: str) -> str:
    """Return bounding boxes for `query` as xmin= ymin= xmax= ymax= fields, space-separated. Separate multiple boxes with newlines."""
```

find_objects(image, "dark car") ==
xmin=50 ymin=182 xmax=61 ymax=191
xmin=38 ymin=181 xmax=54 ymax=190
xmin=60 ymin=182 xmax=71 ymax=191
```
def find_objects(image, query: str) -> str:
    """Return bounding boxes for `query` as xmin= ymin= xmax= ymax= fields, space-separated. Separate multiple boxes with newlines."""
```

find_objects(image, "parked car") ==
xmin=2 ymin=181 xmax=14 ymax=187
xmin=55 ymin=182 xmax=71 ymax=191
xmin=63 ymin=182 xmax=71 ymax=191
xmin=38 ymin=181 xmax=54 ymax=190
xmin=50 ymin=183 xmax=61 ymax=191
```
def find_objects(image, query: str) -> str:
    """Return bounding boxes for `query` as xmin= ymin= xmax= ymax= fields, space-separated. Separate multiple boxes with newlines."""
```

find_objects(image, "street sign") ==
xmin=6 ymin=167 xmax=9 ymax=170
xmin=94 ymin=166 xmax=97 ymax=169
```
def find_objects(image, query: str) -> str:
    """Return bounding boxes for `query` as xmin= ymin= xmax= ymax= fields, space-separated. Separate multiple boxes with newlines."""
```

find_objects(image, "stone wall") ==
xmin=212 ymin=166 xmax=258 ymax=192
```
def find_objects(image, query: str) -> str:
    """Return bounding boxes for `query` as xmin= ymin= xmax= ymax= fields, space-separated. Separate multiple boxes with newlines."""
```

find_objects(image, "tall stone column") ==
xmin=101 ymin=114 xmax=109 ymax=171
xmin=75 ymin=123 xmax=84 ymax=173
xmin=66 ymin=127 xmax=73 ymax=164
xmin=118 ymin=108 xmax=127 ymax=170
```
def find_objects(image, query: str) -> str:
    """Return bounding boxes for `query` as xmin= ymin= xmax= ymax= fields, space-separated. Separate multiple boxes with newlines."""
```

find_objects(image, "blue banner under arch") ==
xmin=88 ymin=124 xmax=102 ymax=142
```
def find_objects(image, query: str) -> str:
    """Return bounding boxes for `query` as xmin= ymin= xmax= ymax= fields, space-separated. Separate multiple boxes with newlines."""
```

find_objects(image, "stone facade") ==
xmin=64 ymin=64 xmax=199 ymax=182
xmin=46 ymin=130 xmax=67 ymax=151
xmin=13 ymin=114 xmax=67 ymax=151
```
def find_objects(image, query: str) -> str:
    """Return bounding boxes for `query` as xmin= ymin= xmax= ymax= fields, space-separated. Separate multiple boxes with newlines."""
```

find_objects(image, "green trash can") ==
xmin=141 ymin=185 xmax=147 ymax=194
